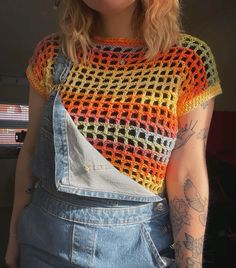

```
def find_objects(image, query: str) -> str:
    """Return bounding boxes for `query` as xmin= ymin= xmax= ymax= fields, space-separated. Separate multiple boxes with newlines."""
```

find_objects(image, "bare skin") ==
xmin=82 ymin=0 xmax=137 ymax=38
xmin=166 ymin=99 xmax=215 ymax=267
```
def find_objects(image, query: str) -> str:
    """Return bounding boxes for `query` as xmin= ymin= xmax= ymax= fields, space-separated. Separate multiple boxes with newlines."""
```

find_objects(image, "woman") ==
xmin=5 ymin=0 xmax=223 ymax=267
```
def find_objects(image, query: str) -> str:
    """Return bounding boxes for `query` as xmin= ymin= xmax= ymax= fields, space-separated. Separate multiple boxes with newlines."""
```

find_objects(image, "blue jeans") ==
xmin=17 ymin=183 xmax=176 ymax=268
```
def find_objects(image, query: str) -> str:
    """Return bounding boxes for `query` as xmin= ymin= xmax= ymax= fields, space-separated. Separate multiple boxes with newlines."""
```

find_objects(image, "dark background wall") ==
xmin=182 ymin=0 xmax=236 ymax=111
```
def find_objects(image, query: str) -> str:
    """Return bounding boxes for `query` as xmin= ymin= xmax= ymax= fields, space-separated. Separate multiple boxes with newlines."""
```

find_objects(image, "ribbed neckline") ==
xmin=91 ymin=35 xmax=146 ymax=46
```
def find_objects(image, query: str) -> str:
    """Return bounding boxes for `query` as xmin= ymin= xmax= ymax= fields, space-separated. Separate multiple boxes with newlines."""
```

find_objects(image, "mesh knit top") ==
xmin=26 ymin=32 xmax=223 ymax=195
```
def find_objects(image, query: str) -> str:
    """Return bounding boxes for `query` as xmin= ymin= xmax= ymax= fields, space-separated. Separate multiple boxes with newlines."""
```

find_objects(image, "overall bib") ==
xmin=16 ymin=49 xmax=176 ymax=268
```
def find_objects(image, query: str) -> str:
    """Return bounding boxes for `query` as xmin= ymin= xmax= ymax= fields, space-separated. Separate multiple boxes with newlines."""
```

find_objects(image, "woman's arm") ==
xmin=5 ymin=86 xmax=47 ymax=266
xmin=8 ymin=86 xmax=46 ymax=238
xmin=166 ymin=99 xmax=215 ymax=268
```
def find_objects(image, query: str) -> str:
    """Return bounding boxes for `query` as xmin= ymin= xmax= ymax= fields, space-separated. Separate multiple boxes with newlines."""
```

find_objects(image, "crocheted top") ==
xmin=26 ymin=32 xmax=223 ymax=195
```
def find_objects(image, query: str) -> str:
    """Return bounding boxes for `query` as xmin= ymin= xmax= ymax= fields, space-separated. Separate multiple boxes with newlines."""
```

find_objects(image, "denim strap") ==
xmin=52 ymin=47 xmax=72 ymax=84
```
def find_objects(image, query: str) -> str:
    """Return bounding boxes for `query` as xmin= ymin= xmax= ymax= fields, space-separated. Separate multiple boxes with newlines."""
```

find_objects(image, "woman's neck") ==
xmin=95 ymin=1 xmax=137 ymax=39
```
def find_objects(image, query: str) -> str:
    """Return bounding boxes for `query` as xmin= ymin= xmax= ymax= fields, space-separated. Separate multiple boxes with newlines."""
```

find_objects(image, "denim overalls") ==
xmin=16 ymin=49 xmax=176 ymax=268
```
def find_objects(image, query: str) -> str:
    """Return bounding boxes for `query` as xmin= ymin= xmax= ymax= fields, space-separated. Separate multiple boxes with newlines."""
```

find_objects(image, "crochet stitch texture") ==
xmin=26 ymin=32 xmax=223 ymax=195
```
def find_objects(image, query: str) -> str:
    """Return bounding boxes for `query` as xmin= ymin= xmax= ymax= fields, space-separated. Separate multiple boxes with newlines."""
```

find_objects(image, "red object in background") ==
xmin=207 ymin=111 xmax=236 ymax=167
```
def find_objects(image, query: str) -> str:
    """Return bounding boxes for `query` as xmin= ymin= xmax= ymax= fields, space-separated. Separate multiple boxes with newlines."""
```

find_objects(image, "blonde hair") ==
xmin=59 ymin=0 xmax=182 ymax=64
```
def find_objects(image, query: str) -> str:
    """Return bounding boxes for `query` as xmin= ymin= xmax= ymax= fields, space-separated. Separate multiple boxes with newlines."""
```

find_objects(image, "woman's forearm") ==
xmin=9 ymin=147 xmax=37 ymax=237
xmin=167 ymin=169 xmax=209 ymax=268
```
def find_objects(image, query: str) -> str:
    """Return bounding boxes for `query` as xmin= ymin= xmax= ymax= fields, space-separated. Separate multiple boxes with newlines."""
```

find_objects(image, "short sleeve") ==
xmin=177 ymin=34 xmax=223 ymax=117
xmin=25 ymin=33 xmax=60 ymax=100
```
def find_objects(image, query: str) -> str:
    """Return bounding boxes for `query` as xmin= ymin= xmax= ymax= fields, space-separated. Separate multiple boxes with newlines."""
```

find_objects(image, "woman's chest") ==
xmin=59 ymin=62 xmax=181 ymax=137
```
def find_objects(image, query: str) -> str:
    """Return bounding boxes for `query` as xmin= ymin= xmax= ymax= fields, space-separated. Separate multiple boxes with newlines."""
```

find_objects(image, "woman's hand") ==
xmin=5 ymin=236 xmax=20 ymax=268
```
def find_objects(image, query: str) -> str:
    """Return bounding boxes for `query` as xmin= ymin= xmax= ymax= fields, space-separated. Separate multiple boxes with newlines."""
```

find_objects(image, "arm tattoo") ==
xmin=170 ymin=198 xmax=192 ymax=235
xmin=186 ymin=257 xmax=201 ymax=268
xmin=174 ymin=241 xmax=184 ymax=260
xmin=25 ymin=186 xmax=34 ymax=194
xmin=196 ymin=128 xmax=208 ymax=141
xmin=200 ymin=101 xmax=209 ymax=109
xmin=196 ymin=128 xmax=209 ymax=148
xmin=173 ymin=120 xmax=198 ymax=150
xmin=199 ymin=214 xmax=207 ymax=227
xmin=184 ymin=179 xmax=205 ymax=212
xmin=169 ymin=178 xmax=207 ymax=266
xmin=184 ymin=179 xmax=208 ymax=227
xmin=183 ymin=233 xmax=204 ymax=258
xmin=25 ymin=176 xmax=38 ymax=195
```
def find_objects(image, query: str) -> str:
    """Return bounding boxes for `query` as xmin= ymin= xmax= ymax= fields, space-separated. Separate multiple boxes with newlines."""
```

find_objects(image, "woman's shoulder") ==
xmin=26 ymin=32 xmax=63 ymax=100
xmin=176 ymin=32 xmax=219 ymax=78
xmin=27 ymin=32 xmax=62 ymax=76
xmin=179 ymin=32 xmax=213 ymax=50
xmin=177 ymin=32 xmax=221 ymax=95
xmin=178 ymin=32 xmax=215 ymax=61
xmin=32 ymin=32 xmax=62 ymax=56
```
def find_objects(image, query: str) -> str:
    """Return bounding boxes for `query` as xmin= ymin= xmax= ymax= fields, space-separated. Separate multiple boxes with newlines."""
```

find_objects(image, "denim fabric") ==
xmin=17 ymin=52 xmax=176 ymax=267
xmin=31 ymin=88 xmax=165 ymax=202
xmin=17 ymin=184 xmax=176 ymax=268
xmin=52 ymin=48 xmax=72 ymax=84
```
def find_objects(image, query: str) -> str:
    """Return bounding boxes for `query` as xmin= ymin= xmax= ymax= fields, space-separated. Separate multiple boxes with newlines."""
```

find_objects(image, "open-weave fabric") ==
xmin=26 ymin=32 xmax=223 ymax=195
